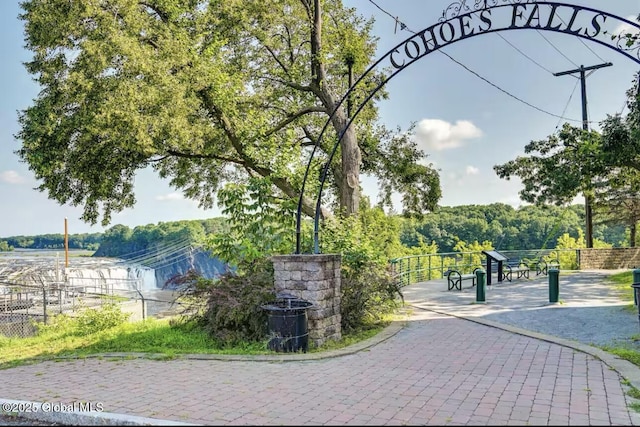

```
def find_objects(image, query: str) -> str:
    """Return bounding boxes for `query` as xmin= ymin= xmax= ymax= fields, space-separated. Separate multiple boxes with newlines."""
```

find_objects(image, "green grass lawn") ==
xmin=600 ymin=270 xmax=640 ymax=363
xmin=0 ymin=308 xmax=393 ymax=369
xmin=608 ymin=270 xmax=635 ymax=298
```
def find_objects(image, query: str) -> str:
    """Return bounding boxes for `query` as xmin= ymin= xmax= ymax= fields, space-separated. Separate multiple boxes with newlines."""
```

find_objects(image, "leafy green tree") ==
xmin=452 ymin=239 xmax=494 ymax=272
xmin=0 ymin=241 xmax=13 ymax=252
xmin=597 ymin=72 xmax=640 ymax=247
xmin=93 ymin=219 xmax=209 ymax=258
xmin=16 ymin=0 xmax=440 ymax=229
xmin=553 ymin=230 xmax=612 ymax=269
xmin=593 ymin=168 xmax=640 ymax=247
xmin=207 ymin=177 xmax=298 ymax=271
xmin=202 ymin=179 xmax=406 ymax=332
xmin=493 ymin=123 xmax=609 ymax=248
xmin=398 ymin=203 xmax=624 ymax=252
xmin=494 ymin=124 xmax=604 ymax=207
xmin=93 ymin=224 xmax=134 ymax=257
xmin=600 ymin=72 xmax=640 ymax=173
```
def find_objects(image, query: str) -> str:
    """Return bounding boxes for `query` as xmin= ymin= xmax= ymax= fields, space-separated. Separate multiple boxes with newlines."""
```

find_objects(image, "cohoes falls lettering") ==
xmin=389 ymin=3 xmax=607 ymax=70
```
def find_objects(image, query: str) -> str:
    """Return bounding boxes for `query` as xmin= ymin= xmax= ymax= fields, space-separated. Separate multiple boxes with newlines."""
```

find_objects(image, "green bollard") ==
xmin=549 ymin=268 xmax=560 ymax=303
xmin=633 ymin=268 xmax=640 ymax=306
xmin=633 ymin=284 xmax=640 ymax=327
xmin=475 ymin=268 xmax=486 ymax=303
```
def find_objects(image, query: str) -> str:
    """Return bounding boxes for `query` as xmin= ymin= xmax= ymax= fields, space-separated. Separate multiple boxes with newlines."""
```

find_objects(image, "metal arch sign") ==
xmin=388 ymin=1 xmax=640 ymax=71
xmin=295 ymin=0 xmax=640 ymax=254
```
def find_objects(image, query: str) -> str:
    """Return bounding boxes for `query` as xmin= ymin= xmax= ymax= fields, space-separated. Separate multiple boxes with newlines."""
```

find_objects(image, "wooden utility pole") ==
xmin=64 ymin=217 xmax=69 ymax=268
xmin=554 ymin=62 xmax=613 ymax=248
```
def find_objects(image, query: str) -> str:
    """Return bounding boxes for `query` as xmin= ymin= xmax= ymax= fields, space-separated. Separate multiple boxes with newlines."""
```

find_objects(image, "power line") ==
xmin=495 ymin=32 xmax=554 ymax=75
xmin=367 ymin=0 xmax=408 ymax=34
xmin=439 ymin=50 xmax=583 ymax=123
xmin=553 ymin=62 xmax=613 ymax=131
xmin=555 ymin=77 xmax=580 ymax=130
xmin=536 ymin=30 xmax=579 ymax=67
xmin=533 ymin=1 xmax=608 ymax=63
xmin=115 ymin=238 xmax=193 ymax=265
xmin=365 ymin=0 xmax=585 ymax=124
xmin=367 ymin=0 xmax=397 ymax=22
xmin=619 ymin=73 xmax=640 ymax=115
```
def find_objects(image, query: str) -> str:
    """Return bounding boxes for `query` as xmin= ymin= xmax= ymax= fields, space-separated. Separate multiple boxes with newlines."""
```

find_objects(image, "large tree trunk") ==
xmin=336 ymin=113 xmax=360 ymax=216
xmin=310 ymin=0 xmax=361 ymax=217
xmin=631 ymin=223 xmax=637 ymax=248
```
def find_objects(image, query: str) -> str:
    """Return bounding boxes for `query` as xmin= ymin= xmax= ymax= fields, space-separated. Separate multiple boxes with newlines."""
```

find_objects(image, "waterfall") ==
xmin=63 ymin=261 xmax=157 ymax=293
xmin=0 ymin=252 xmax=158 ymax=294
xmin=125 ymin=264 xmax=157 ymax=291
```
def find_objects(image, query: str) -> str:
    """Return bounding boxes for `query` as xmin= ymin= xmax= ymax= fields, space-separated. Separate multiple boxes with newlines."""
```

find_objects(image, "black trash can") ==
xmin=261 ymin=294 xmax=313 ymax=353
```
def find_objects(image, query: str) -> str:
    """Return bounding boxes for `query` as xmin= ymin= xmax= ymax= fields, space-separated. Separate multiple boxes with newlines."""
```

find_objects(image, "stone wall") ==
xmin=271 ymin=254 xmax=341 ymax=347
xmin=578 ymin=248 xmax=640 ymax=270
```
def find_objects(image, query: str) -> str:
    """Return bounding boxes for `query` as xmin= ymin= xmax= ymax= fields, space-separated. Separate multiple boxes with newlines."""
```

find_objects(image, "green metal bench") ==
xmin=534 ymin=258 xmax=560 ymax=275
xmin=445 ymin=268 xmax=481 ymax=291
xmin=503 ymin=261 xmax=530 ymax=281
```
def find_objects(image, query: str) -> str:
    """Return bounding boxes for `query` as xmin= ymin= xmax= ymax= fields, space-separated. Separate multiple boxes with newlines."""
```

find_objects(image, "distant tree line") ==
xmin=0 ymin=218 xmax=228 ymax=255
xmin=0 ymin=205 xmax=630 ymax=255
xmin=0 ymin=233 xmax=103 ymax=251
xmin=399 ymin=203 xmax=628 ymax=253
xmin=92 ymin=218 xmax=228 ymax=258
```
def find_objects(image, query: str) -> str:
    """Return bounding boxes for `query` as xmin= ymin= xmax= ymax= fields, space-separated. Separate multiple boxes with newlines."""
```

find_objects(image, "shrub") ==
xmin=75 ymin=302 xmax=130 ymax=335
xmin=321 ymin=208 xmax=404 ymax=332
xmin=166 ymin=260 xmax=276 ymax=345
xmin=340 ymin=261 xmax=402 ymax=333
xmin=37 ymin=301 xmax=130 ymax=336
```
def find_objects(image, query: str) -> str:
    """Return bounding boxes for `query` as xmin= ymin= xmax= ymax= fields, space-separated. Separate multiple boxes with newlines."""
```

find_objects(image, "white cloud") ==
xmin=155 ymin=192 xmax=185 ymax=201
xmin=414 ymin=119 xmax=482 ymax=151
xmin=0 ymin=170 xmax=25 ymax=184
xmin=614 ymin=15 xmax=640 ymax=37
xmin=465 ymin=166 xmax=480 ymax=175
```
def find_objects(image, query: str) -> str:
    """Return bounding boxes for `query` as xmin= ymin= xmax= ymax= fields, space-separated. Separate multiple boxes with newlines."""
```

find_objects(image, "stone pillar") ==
xmin=271 ymin=254 xmax=341 ymax=347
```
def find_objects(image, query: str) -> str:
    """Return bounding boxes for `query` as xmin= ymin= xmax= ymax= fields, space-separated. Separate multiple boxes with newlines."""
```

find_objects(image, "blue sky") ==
xmin=1 ymin=0 xmax=639 ymax=237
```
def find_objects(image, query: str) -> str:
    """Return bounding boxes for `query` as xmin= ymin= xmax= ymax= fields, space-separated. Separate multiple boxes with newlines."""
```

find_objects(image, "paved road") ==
xmin=2 ymin=269 xmax=640 ymax=425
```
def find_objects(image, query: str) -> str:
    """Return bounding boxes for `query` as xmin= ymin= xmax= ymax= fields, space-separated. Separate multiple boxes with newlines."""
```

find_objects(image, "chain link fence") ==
xmin=0 ymin=276 xmax=184 ymax=338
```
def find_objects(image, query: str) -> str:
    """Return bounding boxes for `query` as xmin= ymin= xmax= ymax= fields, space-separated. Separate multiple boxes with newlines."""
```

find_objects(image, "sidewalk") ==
xmin=2 ymin=269 xmax=640 ymax=425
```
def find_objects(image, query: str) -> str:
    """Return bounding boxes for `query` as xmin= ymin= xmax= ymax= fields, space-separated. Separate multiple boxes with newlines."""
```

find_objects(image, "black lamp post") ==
xmin=345 ymin=54 xmax=355 ymax=119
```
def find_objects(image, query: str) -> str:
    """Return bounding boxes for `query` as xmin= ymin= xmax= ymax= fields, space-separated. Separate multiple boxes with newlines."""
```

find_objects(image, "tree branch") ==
xmin=197 ymin=88 xmax=326 ymax=219
xmin=138 ymin=1 xmax=170 ymax=23
xmin=284 ymin=25 xmax=296 ymax=66
xmin=259 ymin=76 xmax=313 ymax=92
xmin=262 ymin=43 xmax=289 ymax=75
xmin=163 ymin=150 xmax=247 ymax=166
xmin=263 ymin=106 xmax=326 ymax=138
xmin=302 ymin=126 xmax=319 ymax=148
xmin=299 ymin=0 xmax=313 ymax=21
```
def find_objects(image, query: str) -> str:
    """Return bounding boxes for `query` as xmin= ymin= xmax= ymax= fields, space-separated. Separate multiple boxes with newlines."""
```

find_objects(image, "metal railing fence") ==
xmin=389 ymin=248 xmax=579 ymax=288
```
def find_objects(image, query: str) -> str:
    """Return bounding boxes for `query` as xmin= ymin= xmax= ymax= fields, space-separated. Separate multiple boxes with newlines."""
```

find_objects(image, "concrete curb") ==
xmin=0 ymin=398 xmax=198 ymax=425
